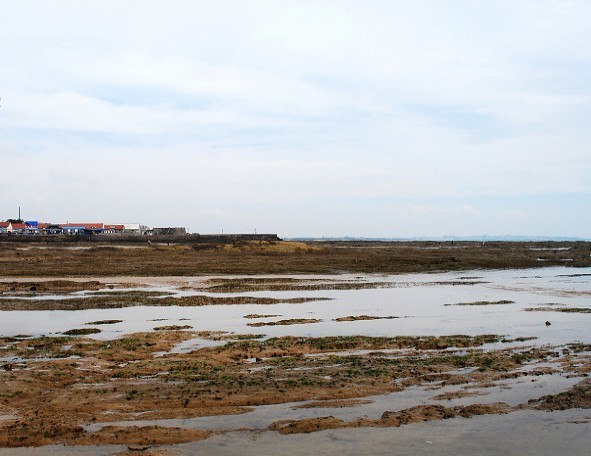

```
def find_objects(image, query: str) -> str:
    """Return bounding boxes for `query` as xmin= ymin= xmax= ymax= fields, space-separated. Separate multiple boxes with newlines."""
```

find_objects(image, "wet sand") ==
xmin=0 ymin=242 xmax=590 ymax=454
xmin=1 ymin=324 xmax=590 ymax=450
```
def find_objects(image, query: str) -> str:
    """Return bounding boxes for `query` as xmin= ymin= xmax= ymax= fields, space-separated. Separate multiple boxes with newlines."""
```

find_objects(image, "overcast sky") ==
xmin=1 ymin=1 xmax=590 ymax=238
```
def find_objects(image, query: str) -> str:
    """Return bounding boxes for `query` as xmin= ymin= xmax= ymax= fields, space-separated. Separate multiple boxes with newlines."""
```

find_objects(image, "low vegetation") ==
xmin=445 ymin=300 xmax=515 ymax=307
xmin=524 ymin=307 xmax=591 ymax=313
xmin=0 ymin=240 xmax=588 ymax=277
xmin=335 ymin=315 xmax=399 ymax=322
xmin=62 ymin=328 xmax=101 ymax=336
xmin=0 ymin=294 xmax=331 ymax=311
xmin=1 ymin=330 xmax=589 ymax=447
xmin=247 ymin=318 xmax=321 ymax=327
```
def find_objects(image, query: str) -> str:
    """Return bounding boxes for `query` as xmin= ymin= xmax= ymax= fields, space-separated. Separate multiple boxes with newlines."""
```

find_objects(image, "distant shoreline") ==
xmin=288 ymin=236 xmax=590 ymax=242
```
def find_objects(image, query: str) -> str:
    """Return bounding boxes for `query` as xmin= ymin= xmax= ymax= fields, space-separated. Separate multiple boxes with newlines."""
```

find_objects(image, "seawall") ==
xmin=0 ymin=234 xmax=282 ymax=244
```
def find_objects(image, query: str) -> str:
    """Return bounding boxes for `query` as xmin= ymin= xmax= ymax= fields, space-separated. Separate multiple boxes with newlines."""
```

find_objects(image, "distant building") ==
xmin=122 ymin=223 xmax=149 ymax=235
xmin=1 ymin=218 xmax=151 ymax=236
xmin=41 ymin=223 xmax=62 ymax=235
xmin=61 ymin=223 xmax=104 ymax=235
xmin=10 ymin=222 xmax=27 ymax=235
xmin=25 ymin=221 xmax=39 ymax=235
xmin=103 ymin=224 xmax=125 ymax=234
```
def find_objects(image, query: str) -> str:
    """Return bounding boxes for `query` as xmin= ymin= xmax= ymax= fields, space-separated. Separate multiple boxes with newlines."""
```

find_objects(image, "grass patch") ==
xmin=445 ymin=300 xmax=514 ymax=307
xmin=247 ymin=319 xmax=321 ymax=327
xmin=524 ymin=307 xmax=591 ymax=313
xmin=85 ymin=320 xmax=123 ymax=325
xmin=63 ymin=328 xmax=101 ymax=336
xmin=335 ymin=315 xmax=398 ymax=322
xmin=1 ymin=240 xmax=589 ymax=277
xmin=153 ymin=325 xmax=193 ymax=331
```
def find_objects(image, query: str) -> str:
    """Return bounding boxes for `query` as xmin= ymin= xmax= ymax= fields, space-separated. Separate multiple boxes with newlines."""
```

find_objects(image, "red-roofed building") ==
xmin=103 ymin=224 xmax=125 ymax=234
xmin=10 ymin=223 xmax=27 ymax=234
xmin=1 ymin=219 xmax=149 ymax=236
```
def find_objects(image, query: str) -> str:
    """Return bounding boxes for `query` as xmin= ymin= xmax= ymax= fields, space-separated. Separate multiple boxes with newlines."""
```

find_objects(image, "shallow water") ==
xmin=1 ymin=267 xmax=590 ymax=455
xmin=2 ymin=409 xmax=590 ymax=456
xmin=1 ymin=267 xmax=589 ymax=348
xmin=154 ymin=409 xmax=591 ymax=456
xmin=84 ymin=359 xmax=580 ymax=434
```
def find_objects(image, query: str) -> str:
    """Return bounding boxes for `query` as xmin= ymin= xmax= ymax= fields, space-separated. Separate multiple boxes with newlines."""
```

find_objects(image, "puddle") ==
xmin=2 ymin=268 xmax=590 ymax=455
xmin=163 ymin=337 xmax=226 ymax=355
xmin=0 ymin=355 xmax=80 ymax=363
xmin=83 ymin=355 xmax=583 ymax=435
xmin=5 ymin=409 xmax=591 ymax=456
xmin=174 ymin=409 xmax=591 ymax=456
xmin=0 ymin=267 xmax=589 ymax=347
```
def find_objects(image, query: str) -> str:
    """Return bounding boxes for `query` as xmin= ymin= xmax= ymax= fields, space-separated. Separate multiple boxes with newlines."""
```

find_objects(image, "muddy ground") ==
xmin=1 ymin=330 xmax=590 ymax=448
xmin=1 ymin=241 xmax=590 ymax=452
xmin=0 ymin=240 xmax=589 ymax=277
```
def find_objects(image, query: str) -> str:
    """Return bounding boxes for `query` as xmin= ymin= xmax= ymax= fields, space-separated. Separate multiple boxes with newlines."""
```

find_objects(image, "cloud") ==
xmin=1 ymin=1 xmax=590 ymax=236
xmin=408 ymin=204 xmax=478 ymax=216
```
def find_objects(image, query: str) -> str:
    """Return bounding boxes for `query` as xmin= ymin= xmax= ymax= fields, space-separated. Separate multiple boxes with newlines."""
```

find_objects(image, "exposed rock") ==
xmin=270 ymin=416 xmax=345 ymax=434
xmin=535 ymin=380 xmax=591 ymax=411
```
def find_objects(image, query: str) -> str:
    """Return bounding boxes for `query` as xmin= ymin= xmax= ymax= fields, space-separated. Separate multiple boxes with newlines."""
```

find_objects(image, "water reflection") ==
xmin=0 ymin=267 xmax=589 ymax=349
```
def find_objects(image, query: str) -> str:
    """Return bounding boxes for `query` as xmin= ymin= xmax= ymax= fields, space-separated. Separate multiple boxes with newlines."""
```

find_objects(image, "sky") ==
xmin=1 ymin=1 xmax=590 ymax=238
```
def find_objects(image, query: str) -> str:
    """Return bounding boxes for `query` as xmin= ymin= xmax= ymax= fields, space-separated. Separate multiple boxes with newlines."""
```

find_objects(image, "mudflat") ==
xmin=0 ymin=239 xmax=589 ymax=276
xmin=1 ymin=241 xmax=590 ymax=454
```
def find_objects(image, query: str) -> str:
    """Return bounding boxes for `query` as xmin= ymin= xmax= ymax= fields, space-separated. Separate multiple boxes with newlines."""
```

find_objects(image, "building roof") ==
xmin=104 ymin=224 xmax=125 ymax=230
xmin=123 ymin=223 xmax=141 ymax=230
xmin=61 ymin=223 xmax=104 ymax=229
xmin=0 ymin=222 xmax=10 ymax=228
xmin=11 ymin=223 xmax=26 ymax=229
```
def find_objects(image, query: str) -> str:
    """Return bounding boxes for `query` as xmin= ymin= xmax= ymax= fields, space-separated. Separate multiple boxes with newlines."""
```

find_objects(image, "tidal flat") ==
xmin=0 ymin=241 xmax=590 ymax=454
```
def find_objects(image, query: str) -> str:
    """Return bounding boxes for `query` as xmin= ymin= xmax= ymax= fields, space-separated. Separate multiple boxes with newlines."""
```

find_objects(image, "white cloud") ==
xmin=1 ymin=0 xmax=590 ymax=236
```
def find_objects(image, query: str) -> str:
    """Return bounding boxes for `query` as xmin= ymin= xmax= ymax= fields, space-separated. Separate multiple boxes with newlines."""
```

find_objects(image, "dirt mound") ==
xmin=78 ymin=425 xmax=211 ymax=446
xmin=0 ymin=280 xmax=102 ymax=293
xmin=457 ymin=402 xmax=512 ymax=417
xmin=270 ymin=402 xmax=513 ymax=434
xmin=270 ymin=416 xmax=346 ymax=434
xmin=380 ymin=404 xmax=454 ymax=425
xmin=535 ymin=379 xmax=591 ymax=410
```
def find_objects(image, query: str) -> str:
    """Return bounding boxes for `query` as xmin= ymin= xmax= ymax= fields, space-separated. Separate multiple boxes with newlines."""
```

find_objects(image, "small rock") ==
xmin=545 ymin=321 xmax=551 ymax=326
xmin=127 ymin=444 xmax=150 ymax=451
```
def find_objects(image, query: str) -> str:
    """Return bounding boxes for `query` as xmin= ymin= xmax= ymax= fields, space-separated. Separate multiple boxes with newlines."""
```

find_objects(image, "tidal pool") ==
xmin=1 ymin=267 xmax=590 ymax=454
xmin=1 ymin=267 xmax=590 ymax=348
